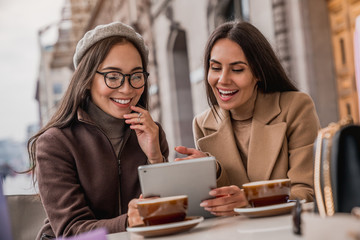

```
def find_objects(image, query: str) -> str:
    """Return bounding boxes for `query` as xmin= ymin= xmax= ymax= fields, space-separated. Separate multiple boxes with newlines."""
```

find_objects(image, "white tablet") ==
xmin=138 ymin=157 xmax=217 ymax=218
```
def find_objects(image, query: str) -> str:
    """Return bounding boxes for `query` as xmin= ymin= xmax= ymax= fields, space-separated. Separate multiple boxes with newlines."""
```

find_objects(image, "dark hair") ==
xmin=27 ymin=36 xmax=149 ymax=174
xmin=203 ymin=21 xmax=298 ymax=113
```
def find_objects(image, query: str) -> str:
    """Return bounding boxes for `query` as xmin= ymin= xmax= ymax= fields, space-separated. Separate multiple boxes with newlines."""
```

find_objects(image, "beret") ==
xmin=73 ymin=22 xmax=149 ymax=68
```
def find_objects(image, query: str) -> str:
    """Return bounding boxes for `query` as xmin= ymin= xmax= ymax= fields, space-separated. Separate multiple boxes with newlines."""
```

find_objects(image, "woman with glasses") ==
xmin=175 ymin=21 xmax=320 ymax=216
xmin=28 ymin=22 xmax=169 ymax=239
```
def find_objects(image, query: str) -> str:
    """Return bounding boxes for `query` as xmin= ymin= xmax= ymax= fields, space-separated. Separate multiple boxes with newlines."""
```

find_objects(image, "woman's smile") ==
xmin=111 ymin=97 xmax=132 ymax=106
xmin=217 ymin=88 xmax=239 ymax=101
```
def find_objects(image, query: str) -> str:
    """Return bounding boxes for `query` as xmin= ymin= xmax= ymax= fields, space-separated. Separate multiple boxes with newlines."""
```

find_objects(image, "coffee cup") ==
xmin=242 ymin=179 xmax=291 ymax=207
xmin=137 ymin=195 xmax=188 ymax=226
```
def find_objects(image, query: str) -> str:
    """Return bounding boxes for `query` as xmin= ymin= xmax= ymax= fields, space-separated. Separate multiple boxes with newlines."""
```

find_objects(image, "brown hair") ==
xmin=27 ymin=36 xmax=149 ymax=174
xmin=203 ymin=21 xmax=297 ymax=116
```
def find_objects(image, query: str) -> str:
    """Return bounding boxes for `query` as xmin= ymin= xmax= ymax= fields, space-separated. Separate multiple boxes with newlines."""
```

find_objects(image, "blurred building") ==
xmin=0 ymin=139 xmax=28 ymax=172
xmin=26 ymin=124 xmax=40 ymax=142
xmin=36 ymin=0 xmax=96 ymax=126
xmin=35 ymin=0 xmax=360 ymax=159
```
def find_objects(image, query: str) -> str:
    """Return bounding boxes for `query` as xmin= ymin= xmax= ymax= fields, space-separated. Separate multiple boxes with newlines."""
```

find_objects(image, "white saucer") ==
xmin=126 ymin=216 xmax=204 ymax=237
xmin=234 ymin=202 xmax=296 ymax=218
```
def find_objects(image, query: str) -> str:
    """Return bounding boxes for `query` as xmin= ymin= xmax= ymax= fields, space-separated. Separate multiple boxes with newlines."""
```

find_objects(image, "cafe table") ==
xmin=107 ymin=214 xmax=301 ymax=240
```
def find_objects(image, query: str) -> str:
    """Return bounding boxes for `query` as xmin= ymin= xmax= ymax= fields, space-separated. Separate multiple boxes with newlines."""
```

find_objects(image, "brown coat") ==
xmin=35 ymin=108 xmax=169 ymax=239
xmin=193 ymin=90 xmax=320 ymax=202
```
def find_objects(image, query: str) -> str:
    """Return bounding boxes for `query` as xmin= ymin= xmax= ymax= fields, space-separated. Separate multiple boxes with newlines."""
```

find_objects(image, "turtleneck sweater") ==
xmin=87 ymin=100 xmax=129 ymax=156
xmin=229 ymin=86 xmax=258 ymax=171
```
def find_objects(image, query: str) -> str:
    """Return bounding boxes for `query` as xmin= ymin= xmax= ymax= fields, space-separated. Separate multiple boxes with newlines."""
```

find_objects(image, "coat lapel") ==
xmin=196 ymin=91 xmax=287 ymax=184
xmin=247 ymin=91 xmax=286 ymax=181
xmin=197 ymin=109 xmax=250 ymax=184
xmin=247 ymin=120 xmax=286 ymax=181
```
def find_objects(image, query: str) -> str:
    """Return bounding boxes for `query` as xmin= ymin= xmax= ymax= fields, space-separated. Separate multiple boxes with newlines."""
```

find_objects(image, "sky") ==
xmin=0 ymin=0 xmax=65 ymax=142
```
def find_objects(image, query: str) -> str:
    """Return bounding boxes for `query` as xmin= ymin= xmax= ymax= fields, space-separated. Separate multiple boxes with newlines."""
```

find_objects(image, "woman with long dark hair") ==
xmin=176 ymin=21 xmax=320 ymax=216
xmin=28 ymin=22 xmax=169 ymax=239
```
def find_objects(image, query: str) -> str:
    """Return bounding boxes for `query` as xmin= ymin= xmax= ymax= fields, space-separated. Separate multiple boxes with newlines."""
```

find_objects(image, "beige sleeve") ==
xmin=285 ymin=93 xmax=320 ymax=202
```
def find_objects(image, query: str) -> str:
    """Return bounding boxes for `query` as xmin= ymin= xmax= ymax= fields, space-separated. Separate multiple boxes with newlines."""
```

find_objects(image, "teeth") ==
xmin=112 ymin=98 xmax=131 ymax=104
xmin=219 ymin=89 xmax=237 ymax=94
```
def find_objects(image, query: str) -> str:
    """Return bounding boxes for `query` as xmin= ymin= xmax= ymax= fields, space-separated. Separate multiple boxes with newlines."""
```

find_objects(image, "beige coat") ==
xmin=193 ymin=90 xmax=320 ymax=202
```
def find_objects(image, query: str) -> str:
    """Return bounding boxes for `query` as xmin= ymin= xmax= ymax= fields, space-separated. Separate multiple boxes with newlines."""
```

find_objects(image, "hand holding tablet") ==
xmin=138 ymin=157 xmax=217 ymax=218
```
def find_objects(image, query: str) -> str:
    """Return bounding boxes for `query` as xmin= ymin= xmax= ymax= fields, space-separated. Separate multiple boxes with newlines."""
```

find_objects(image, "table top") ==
xmin=107 ymin=214 xmax=301 ymax=240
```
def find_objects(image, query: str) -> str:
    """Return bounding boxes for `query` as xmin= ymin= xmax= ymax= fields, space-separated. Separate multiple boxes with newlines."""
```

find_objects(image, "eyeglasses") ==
xmin=96 ymin=71 xmax=149 ymax=89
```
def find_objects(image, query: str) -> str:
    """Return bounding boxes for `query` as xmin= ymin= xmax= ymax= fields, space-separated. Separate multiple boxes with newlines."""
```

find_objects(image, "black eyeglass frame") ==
xmin=96 ymin=70 xmax=149 ymax=89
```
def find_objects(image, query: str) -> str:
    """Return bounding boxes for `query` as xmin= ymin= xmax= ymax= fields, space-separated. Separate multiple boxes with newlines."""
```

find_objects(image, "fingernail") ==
xmin=209 ymin=190 xmax=217 ymax=195
xmin=200 ymin=202 xmax=207 ymax=207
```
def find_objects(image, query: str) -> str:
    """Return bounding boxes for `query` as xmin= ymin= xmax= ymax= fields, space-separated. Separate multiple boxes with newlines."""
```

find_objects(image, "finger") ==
xmin=174 ymin=157 xmax=192 ymax=161
xmin=174 ymin=157 xmax=191 ymax=161
xmin=128 ymin=198 xmax=139 ymax=208
xmin=123 ymin=107 xmax=148 ymax=121
xmin=201 ymin=192 xmax=247 ymax=208
xmin=130 ymin=217 xmax=144 ymax=227
xmin=201 ymin=196 xmax=235 ymax=208
xmin=204 ymin=201 xmax=245 ymax=213
xmin=201 ymin=204 xmax=238 ymax=217
xmin=123 ymin=112 xmax=142 ymax=119
xmin=174 ymin=146 xmax=208 ymax=159
xmin=126 ymin=114 xmax=147 ymax=126
xmin=129 ymin=123 xmax=146 ymax=131
xmin=130 ymin=105 xmax=146 ymax=113
xmin=174 ymin=146 xmax=192 ymax=155
xmin=209 ymin=185 xmax=242 ymax=197
xmin=128 ymin=211 xmax=144 ymax=227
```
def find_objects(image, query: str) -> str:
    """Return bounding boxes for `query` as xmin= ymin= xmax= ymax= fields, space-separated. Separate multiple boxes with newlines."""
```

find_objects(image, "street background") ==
xmin=0 ymin=0 xmax=65 ymax=194
xmin=1 ymin=0 xmax=359 ymax=195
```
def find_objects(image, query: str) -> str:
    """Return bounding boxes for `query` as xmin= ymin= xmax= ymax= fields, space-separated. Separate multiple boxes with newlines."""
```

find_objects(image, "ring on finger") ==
xmin=137 ymin=113 xmax=142 ymax=123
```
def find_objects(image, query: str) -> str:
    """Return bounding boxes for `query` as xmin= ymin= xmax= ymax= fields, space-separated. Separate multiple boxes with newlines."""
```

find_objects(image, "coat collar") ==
xmin=202 ymin=90 xmax=282 ymax=130
xmin=198 ymin=90 xmax=286 ymax=182
xmin=77 ymin=107 xmax=95 ymax=125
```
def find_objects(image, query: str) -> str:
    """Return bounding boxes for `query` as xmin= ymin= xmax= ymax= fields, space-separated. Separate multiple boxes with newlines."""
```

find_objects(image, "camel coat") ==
xmin=193 ymin=90 xmax=320 ymax=202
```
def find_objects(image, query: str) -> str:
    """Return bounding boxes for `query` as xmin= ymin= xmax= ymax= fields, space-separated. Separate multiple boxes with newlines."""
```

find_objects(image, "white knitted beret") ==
xmin=73 ymin=22 xmax=149 ymax=68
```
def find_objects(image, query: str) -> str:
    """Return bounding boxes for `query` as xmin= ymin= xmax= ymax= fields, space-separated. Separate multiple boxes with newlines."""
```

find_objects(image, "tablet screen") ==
xmin=138 ymin=157 xmax=217 ymax=218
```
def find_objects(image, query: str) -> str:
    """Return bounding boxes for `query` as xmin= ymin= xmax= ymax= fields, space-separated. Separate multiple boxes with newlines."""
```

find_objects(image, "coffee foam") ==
xmin=242 ymin=179 xmax=290 ymax=187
